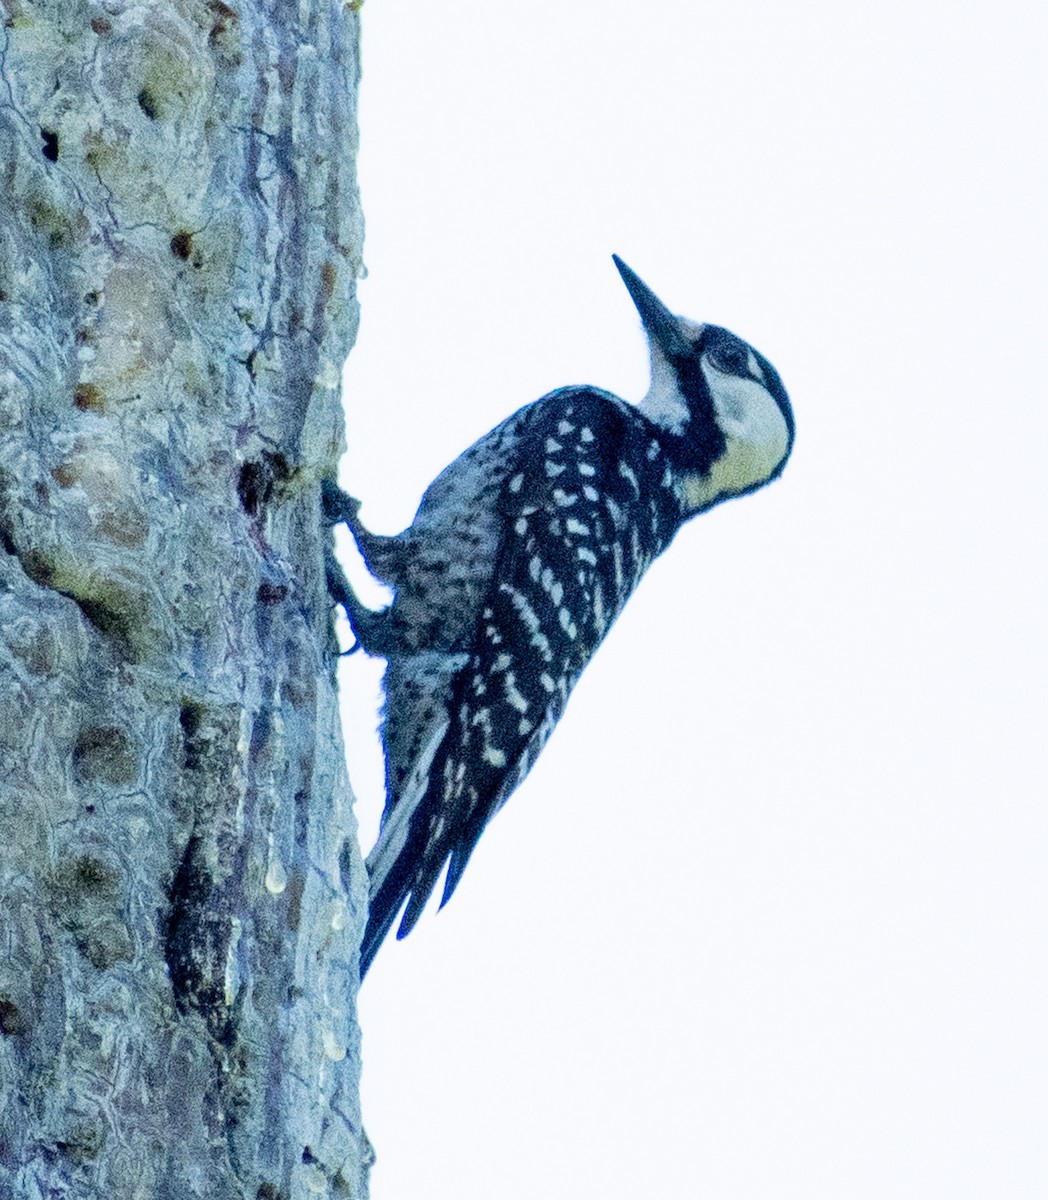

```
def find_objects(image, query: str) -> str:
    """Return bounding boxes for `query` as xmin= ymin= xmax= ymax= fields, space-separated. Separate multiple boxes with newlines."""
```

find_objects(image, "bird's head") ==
xmin=613 ymin=254 xmax=794 ymax=513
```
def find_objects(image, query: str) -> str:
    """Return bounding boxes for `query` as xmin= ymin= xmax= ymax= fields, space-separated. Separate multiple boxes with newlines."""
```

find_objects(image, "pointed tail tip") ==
xmin=395 ymin=888 xmax=426 ymax=942
xmin=359 ymin=898 xmax=410 ymax=978
xmin=358 ymin=928 xmax=378 ymax=980
xmin=359 ymin=873 xmax=413 ymax=979
xmin=439 ymin=848 xmax=470 ymax=912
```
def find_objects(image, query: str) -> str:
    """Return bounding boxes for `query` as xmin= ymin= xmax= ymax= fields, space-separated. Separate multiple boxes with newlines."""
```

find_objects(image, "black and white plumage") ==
xmin=326 ymin=256 xmax=794 ymax=977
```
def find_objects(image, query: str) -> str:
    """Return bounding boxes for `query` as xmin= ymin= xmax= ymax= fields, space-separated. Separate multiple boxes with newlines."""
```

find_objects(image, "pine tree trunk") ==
xmin=0 ymin=2 xmax=369 ymax=1195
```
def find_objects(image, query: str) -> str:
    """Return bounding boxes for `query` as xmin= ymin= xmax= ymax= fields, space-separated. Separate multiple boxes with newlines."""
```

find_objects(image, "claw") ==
xmin=321 ymin=479 xmax=362 ymax=527
xmin=324 ymin=547 xmax=394 ymax=657
xmin=321 ymin=479 xmax=406 ymax=587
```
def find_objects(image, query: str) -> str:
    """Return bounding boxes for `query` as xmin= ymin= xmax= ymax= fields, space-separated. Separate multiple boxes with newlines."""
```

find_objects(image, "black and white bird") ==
xmin=325 ymin=256 xmax=794 ymax=976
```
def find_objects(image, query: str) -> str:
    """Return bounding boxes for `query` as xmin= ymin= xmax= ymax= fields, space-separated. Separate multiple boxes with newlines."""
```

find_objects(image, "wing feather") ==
xmin=362 ymin=388 xmax=685 ymax=971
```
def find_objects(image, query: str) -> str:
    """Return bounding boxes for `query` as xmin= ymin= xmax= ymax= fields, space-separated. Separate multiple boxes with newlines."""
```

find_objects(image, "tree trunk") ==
xmin=0 ymin=2 xmax=369 ymax=1196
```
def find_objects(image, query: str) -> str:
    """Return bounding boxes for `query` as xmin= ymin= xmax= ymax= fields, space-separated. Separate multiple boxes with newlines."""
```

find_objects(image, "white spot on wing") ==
xmin=612 ymin=541 xmax=624 ymax=589
xmin=618 ymin=461 xmax=640 ymax=495
xmin=502 ymin=585 xmax=554 ymax=660
xmin=504 ymin=672 xmax=529 ymax=713
xmin=593 ymin=581 xmax=606 ymax=634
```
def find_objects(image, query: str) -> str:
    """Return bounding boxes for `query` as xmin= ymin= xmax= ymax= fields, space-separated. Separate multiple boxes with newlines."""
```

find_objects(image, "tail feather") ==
xmin=360 ymin=719 xmax=448 ymax=977
xmin=359 ymin=805 xmax=448 ymax=977
xmin=395 ymin=851 xmax=448 ymax=942
xmin=359 ymin=853 xmax=416 ymax=977
xmin=438 ymin=803 xmax=491 ymax=910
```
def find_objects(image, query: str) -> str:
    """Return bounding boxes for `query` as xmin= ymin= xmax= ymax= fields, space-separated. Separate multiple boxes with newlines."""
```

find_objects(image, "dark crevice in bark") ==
xmin=163 ymin=833 xmax=233 ymax=1040
xmin=40 ymin=127 xmax=58 ymax=162
xmin=237 ymin=451 xmax=291 ymax=517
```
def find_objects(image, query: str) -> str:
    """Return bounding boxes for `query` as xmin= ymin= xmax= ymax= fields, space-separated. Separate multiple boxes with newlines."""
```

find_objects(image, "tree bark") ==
xmin=0 ymin=1 xmax=369 ymax=1196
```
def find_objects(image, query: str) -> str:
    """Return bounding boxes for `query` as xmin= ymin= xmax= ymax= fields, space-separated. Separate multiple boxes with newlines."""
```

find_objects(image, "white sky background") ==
xmin=335 ymin=2 xmax=1048 ymax=1196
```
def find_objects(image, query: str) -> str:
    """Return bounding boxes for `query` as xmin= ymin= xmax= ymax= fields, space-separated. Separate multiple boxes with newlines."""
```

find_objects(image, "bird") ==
xmin=324 ymin=255 xmax=794 ymax=976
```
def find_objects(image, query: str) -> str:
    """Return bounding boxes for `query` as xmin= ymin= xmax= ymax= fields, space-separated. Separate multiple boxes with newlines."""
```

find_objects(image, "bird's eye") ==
xmin=706 ymin=338 xmax=753 ymax=378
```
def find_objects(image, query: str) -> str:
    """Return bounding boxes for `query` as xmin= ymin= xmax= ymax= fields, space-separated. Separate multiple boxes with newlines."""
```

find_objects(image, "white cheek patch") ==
xmin=704 ymin=362 xmax=786 ymax=441
xmin=703 ymin=367 xmax=772 ymax=433
xmin=679 ymin=428 xmax=788 ymax=509
xmin=682 ymin=360 xmax=790 ymax=508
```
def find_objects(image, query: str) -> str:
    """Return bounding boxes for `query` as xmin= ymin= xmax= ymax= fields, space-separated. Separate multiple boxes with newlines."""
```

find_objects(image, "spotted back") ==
xmin=383 ymin=387 xmax=688 ymax=939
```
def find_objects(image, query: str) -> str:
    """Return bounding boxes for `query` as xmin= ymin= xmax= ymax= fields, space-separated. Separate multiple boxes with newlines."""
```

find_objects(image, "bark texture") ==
xmin=0 ymin=1 xmax=369 ymax=1196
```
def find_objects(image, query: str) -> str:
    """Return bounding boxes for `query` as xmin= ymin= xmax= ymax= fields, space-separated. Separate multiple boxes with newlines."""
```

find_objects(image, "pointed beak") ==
xmin=612 ymin=255 xmax=691 ymax=358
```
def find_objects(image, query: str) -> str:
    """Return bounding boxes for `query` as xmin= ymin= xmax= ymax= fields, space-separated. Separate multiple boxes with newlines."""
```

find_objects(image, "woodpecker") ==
xmin=326 ymin=256 xmax=794 ymax=976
